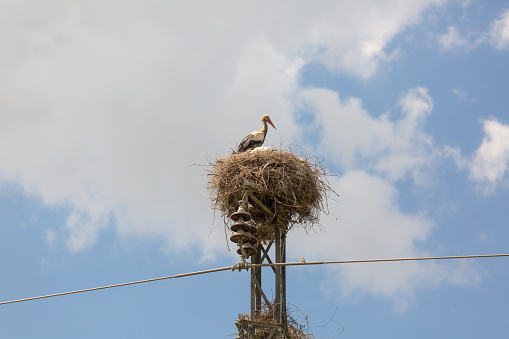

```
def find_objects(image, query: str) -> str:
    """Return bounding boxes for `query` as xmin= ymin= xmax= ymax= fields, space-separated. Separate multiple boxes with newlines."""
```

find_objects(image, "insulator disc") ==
xmin=230 ymin=232 xmax=257 ymax=244
xmin=230 ymin=211 xmax=251 ymax=222
xmin=237 ymin=244 xmax=257 ymax=257
xmin=231 ymin=222 xmax=257 ymax=234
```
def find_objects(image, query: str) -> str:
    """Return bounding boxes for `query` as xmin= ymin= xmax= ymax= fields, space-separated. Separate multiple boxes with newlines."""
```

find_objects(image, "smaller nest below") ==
xmin=254 ymin=302 xmax=314 ymax=339
xmin=207 ymin=148 xmax=334 ymax=241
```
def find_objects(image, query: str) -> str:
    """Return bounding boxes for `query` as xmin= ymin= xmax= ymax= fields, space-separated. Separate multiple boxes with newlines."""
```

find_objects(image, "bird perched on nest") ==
xmin=237 ymin=115 xmax=277 ymax=153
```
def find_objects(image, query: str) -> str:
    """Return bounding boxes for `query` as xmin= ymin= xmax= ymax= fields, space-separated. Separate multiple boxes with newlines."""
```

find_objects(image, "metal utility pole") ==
xmin=232 ymin=188 xmax=288 ymax=338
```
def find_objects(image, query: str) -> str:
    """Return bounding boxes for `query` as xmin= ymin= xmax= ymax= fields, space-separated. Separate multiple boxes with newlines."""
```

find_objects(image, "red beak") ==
xmin=268 ymin=119 xmax=277 ymax=130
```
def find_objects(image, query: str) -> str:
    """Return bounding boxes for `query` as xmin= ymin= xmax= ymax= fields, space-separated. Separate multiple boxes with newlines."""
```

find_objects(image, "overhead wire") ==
xmin=0 ymin=266 xmax=232 ymax=306
xmin=249 ymin=253 xmax=509 ymax=268
xmin=1 ymin=253 xmax=508 ymax=306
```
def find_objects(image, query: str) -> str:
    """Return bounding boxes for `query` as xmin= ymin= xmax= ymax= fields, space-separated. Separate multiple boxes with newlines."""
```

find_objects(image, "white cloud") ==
xmin=438 ymin=26 xmax=469 ymax=50
xmin=443 ymin=144 xmax=468 ymax=169
xmin=486 ymin=9 xmax=509 ymax=50
xmin=298 ymin=86 xmax=435 ymax=183
xmin=291 ymin=85 xmax=483 ymax=309
xmin=298 ymin=1 xmax=445 ymax=79
xmin=45 ymin=229 xmax=57 ymax=246
xmin=437 ymin=9 xmax=509 ymax=51
xmin=64 ymin=208 xmax=109 ymax=252
xmin=289 ymin=171 xmax=480 ymax=311
xmin=451 ymin=88 xmax=474 ymax=102
xmin=0 ymin=0 xmax=480 ymax=308
xmin=0 ymin=0 xmax=490 ymax=315
xmin=469 ymin=119 xmax=509 ymax=193
xmin=460 ymin=0 xmax=472 ymax=8
xmin=0 ymin=1 xmax=446 ymax=253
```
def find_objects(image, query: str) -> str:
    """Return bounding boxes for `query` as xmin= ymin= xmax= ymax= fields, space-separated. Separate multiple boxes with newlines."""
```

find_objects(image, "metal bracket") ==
xmin=232 ymin=258 xmax=250 ymax=272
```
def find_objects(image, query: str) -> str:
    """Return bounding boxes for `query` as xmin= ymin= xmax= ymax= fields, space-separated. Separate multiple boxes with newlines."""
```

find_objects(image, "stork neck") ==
xmin=262 ymin=120 xmax=268 ymax=135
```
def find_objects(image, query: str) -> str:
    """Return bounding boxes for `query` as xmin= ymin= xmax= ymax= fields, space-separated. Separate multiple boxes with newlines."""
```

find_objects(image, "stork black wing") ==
xmin=237 ymin=134 xmax=263 ymax=152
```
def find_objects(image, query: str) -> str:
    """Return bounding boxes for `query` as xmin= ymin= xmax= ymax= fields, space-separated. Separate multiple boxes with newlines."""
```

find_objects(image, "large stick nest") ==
xmin=207 ymin=148 xmax=335 ymax=241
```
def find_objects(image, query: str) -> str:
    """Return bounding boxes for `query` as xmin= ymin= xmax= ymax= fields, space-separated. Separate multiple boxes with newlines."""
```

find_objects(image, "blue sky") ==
xmin=1 ymin=1 xmax=509 ymax=338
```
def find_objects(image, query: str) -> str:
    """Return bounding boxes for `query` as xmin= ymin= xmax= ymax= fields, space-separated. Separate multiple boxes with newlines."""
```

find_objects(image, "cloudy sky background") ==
xmin=1 ymin=1 xmax=509 ymax=338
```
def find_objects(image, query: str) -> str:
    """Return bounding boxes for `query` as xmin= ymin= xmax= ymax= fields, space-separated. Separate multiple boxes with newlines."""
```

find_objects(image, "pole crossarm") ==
xmin=249 ymin=320 xmax=284 ymax=329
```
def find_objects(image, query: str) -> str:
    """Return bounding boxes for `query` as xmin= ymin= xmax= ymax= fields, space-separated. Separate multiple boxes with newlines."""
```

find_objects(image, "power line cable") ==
xmin=1 ymin=253 xmax=508 ymax=306
xmin=250 ymin=253 xmax=509 ymax=268
xmin=0 ymin=266 xmax=232 ymax=306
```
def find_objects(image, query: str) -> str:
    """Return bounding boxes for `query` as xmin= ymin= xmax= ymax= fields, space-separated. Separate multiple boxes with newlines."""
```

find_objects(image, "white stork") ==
xmin=237 ymin=115 xmax=277 ymax=153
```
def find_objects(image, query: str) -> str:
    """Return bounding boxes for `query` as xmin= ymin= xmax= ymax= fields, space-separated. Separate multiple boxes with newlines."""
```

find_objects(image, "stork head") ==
xmin=262 ymin=114 xmax=277 ymax=130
